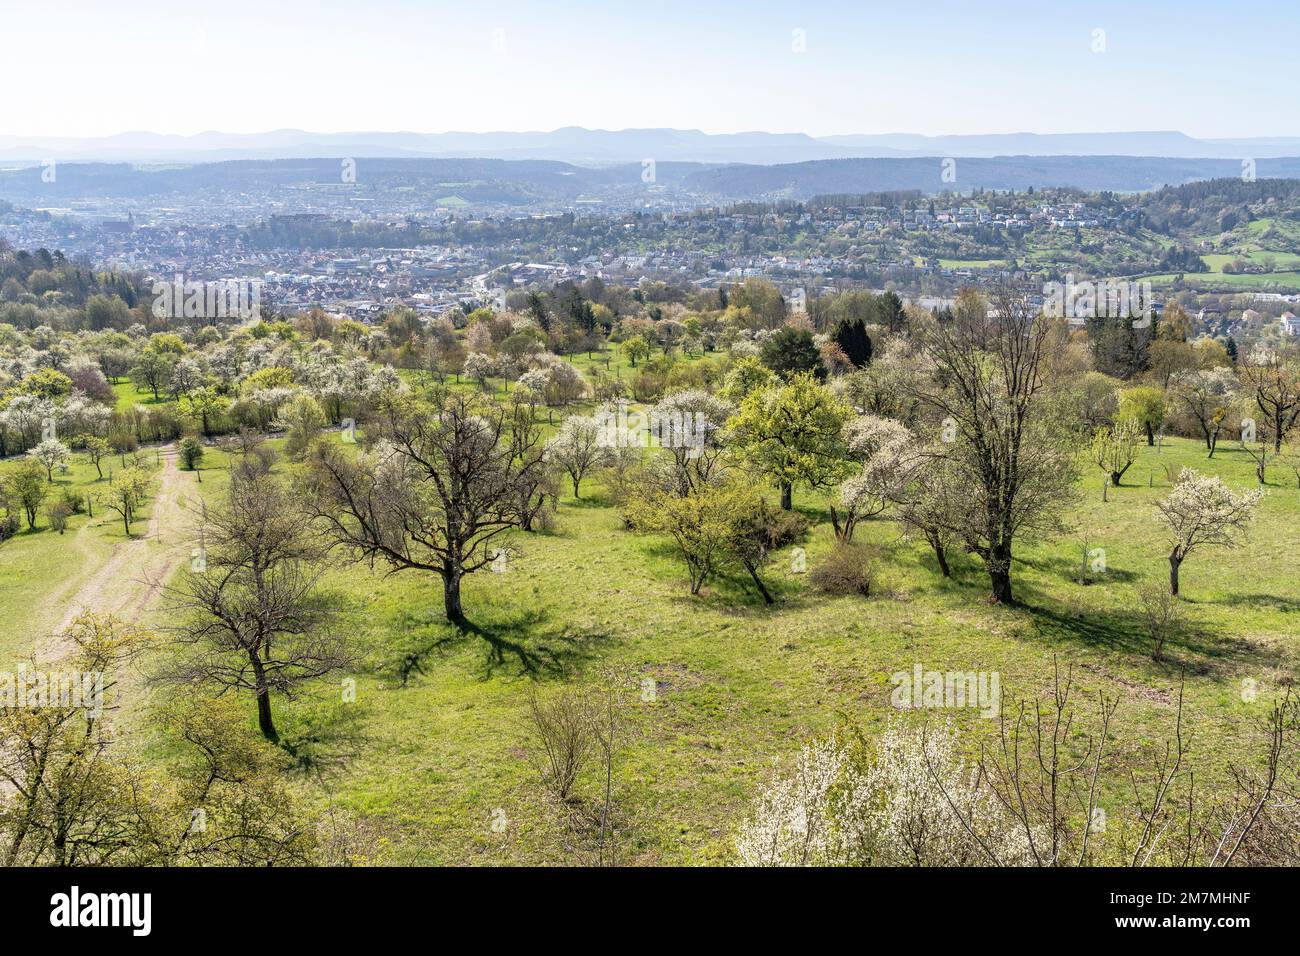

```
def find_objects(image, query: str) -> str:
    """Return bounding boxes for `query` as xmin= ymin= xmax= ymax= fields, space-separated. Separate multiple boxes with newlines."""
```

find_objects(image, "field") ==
xmin=6 ymin=422 xmax=1291 ymax=865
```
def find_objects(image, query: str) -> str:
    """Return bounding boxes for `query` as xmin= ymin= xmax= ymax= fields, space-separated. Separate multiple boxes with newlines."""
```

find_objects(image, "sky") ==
xmin=4 ymin=0 xmax=1297 ymax=139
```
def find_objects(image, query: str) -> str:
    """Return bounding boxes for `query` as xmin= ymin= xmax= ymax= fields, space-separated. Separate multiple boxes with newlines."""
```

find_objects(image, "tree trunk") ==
xmin=779 ymin=482 xmax=792 ymax=511
xmin=443 ymin=569 xmax=466 ymax=626
xmin=250 ymin=655 xmax=278 ymax=743
xmin=745 ymin=562 xmax=775 ymax=605
xmin=931 ymin=537 xmax=951 ymax=578
xmin=987 ymin=542 xmax=1013 ymax=604
xmin=1145 ymin=422 xmax=1155 ymax=446
xmin=829 ymin=505 xmax=854 ymax=542
xmin=1169 ymin=553 xmax=1181 ymax=597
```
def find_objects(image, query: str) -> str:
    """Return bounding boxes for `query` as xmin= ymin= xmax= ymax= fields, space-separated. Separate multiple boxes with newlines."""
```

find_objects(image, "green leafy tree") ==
xmin=729 ymin=373 xmax=850 ymax=510
xmin=1117 ymin=385 xmax=1166 ymax=445
xmin=2 ymin=459 xmax=48 ymax=529
xmin=622 ymin=335 xmax=652 ymax=368
xmin=80 ymin=435 xmax=111 ymax=480
xmin=761 ymin=326 xmax=823 ymax=380
xmin=178 ymin=435 xmax=205 ymax=471
xmin=130 ymin=350 xmax=175 ymax=401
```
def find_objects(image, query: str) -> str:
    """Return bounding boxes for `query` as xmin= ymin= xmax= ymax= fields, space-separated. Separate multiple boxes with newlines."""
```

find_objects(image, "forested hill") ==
xmin=682 ymin=156 xmax=1300 ymax=199
xmin=6 ymin=155 xmax=1300 ymax=208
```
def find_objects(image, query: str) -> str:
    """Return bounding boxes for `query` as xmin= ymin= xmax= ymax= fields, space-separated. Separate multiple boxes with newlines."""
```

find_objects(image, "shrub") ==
xmin=735 ymin=723 xmax=1034 ymax=866
xmin=1135 ymin=581 xmax=1184 ymax=661
xmin=59 ymin=488 xmax=86 ymax=516
xmin=525 ymin=686 xmax=596 ymax=802
xmin=46 ymin=500 xmax=72 ymax=534
xmin=761 ymin=508 xmax=809 ymax=550
xmin=179 ymin=435 xmax=205 ymax=470
xmin=810 ymin=541 xmax=878 ymax=597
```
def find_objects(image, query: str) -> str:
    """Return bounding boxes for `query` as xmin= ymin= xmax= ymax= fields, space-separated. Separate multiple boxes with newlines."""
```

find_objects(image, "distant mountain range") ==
xmin=7 ymin=156 xmax=1300 ymax=209
xmin=2 ymin=128 xmax=1300 ymax=166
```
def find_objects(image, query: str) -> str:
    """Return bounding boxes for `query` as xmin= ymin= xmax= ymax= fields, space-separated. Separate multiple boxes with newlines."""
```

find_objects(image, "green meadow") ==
xmin=63 ymin=431 xmax=1290 ymax=865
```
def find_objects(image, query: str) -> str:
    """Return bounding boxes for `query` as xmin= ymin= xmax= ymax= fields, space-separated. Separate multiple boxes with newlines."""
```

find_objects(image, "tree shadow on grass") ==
xmin=1215 ymin=592 xmax=1300 ymax=615
xmin=562 ymin=491 xmax=617 ymax=510
xmin=676 ymin=567 xmax=798 ymax=615
xmin=435 ymin=608 xmax=608 ymax=681
xmin=1017 ymin=552 xmax=1139 ymax=586
xmin=1022 ymin=599 xmax=1273 ymax=674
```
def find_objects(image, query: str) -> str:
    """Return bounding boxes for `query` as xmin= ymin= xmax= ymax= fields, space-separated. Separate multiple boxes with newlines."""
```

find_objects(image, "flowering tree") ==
xmin=1156 ymin=470 xmax=1262 ymax=595
xmin=735 ymin=723 xmax=1032 ymax=867
xmin=833 ymin=414 xmax=915 ymax=540
xmin=545 ymin=415 xmax=605 ymax=499
xmin=649 ymin=389 xmax=734 ymax=496
xmin=1172 ymin=367 xmax=1238 ymax=458
xmin=29 ymin=437 xmax=69 ymax=482
xmin=463 ymin=352 xmax=495 ymax=391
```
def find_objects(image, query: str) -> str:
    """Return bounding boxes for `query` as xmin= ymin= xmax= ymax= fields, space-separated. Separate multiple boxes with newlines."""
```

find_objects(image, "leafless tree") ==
xmin=909 ymin=286 xmax=1078 ymax=603
xmin=305 ymin=390 xmax=546 ymax=626
xmin=155 ymin=458 xmax=350 ymax=743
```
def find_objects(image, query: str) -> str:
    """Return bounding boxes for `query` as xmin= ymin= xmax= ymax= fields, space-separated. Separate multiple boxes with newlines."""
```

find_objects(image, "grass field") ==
xmin=0 ymin=449 xmax=164 ymax=658
xmin=1144 ymin=270 xmax=1300 ymax=291
xmin=113 ymin=379 xmax=172 ymax=411
xmin=86 ymin=432 xmax=1293 ymax=865
xmin=6 ymin=376 xmax=1298 ymax=865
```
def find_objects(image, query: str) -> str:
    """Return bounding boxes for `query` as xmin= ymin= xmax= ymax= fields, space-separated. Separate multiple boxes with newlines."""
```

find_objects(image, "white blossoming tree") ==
xmin=735 ymin=723 xmax=1033 ymax=867
xmin=1155 ymin=470 xmax=1263 ymax=596
xmin=462 ymin=351 xmax=496 ymax=391
xmin=833 ymin=414 xmax=916 ymax=540
xmin=545 ymin=414 xmax=606 ymax=499
xmin=29 ymin=437 xmax=70 ymax=482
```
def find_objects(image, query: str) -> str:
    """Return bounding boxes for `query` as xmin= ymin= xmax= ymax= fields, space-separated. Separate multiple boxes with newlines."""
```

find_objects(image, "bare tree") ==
xmin=156 ymin=458 xmax=349 ymax=743
xmin=909 ymin=286 xmax=1078 ymax=603
xmin=306 ymin=390 xmax=545 ymax=626
xmin=1239 ymin=349 xmax=1300 ymax=453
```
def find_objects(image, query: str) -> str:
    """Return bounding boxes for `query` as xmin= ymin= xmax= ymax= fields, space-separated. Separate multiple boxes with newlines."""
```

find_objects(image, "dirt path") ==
xmin=41 ymin=446 xmax=195 ymax=662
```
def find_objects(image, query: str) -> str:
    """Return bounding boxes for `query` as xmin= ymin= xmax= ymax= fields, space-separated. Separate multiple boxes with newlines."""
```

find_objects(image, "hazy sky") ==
xmin=6 ymin=0 xmax=1297 ymax=138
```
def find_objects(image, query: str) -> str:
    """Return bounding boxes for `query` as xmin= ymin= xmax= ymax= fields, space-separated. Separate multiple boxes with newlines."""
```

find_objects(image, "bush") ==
xmin=525 ymin=686 xmax=596 ymax=801
xmin=179 ymin=435 xmax=205 ymax=470
xmin=761 ymin=508 xmax=809 ymax=550
xmin=59 ymin=488 xmax=86 ymax=515
xmin=735 ymin=723 xmax=1033 ymax=866
xmin=1135 ymin=581 xmax=1184 ymax=661
xmin=810 ymin=541 xmax=878 ymax=597
xmin=46 ymin=500 xmax=72 ymax=534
